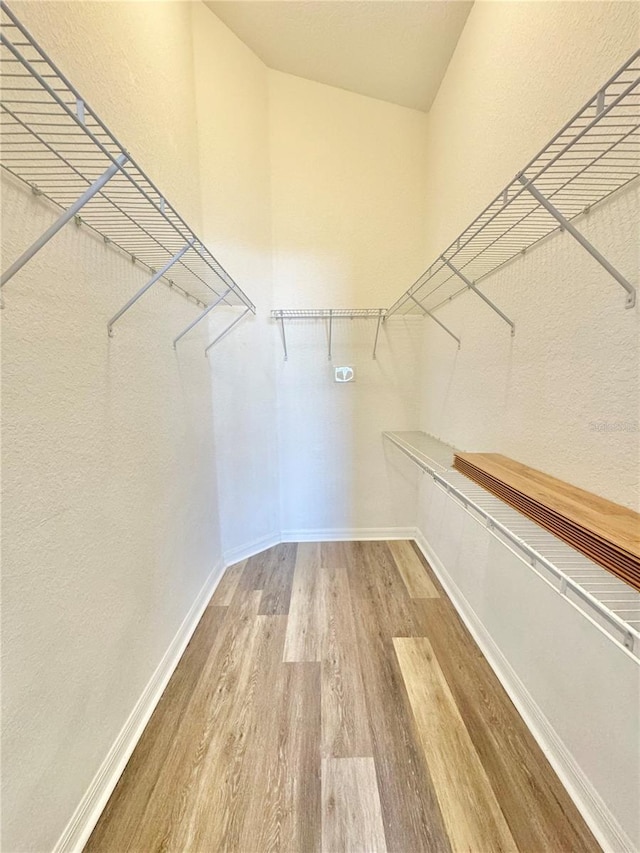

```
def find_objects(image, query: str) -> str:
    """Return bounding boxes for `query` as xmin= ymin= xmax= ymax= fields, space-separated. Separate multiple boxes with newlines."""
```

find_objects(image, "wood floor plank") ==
xmin=393 ymin=636 xmax=517 ymax=853
xmin=85 ymin=605 xmax=228 ymax=851
xmin=322 ymin=757 xmax=387 ymax=853
xmin=320 ymin=541 xmax=358 ymax=570
xmin=209 ymin=559 xmax=246 ymax=606
xmin=283 ymin=542 xmax=323 ymax=662
xmin=172 ymin=612 xmax=289 ymax=852
xmin=388 ymin=539 xmax=439 ymax=599
xmin=348 ymin=544 xmax=451 ymax=853
xmin=321 ymin=565 xmax=372 ymax=758
xmin=183 ymin=613 xmax=289 ymax=852
xmin=240 ymin=661 xmax=321 ymax=853
xmin=86 ymin=539 xmax=601 ymax=853
xmin=88 ymin=591 xmax=266 ymax=852
xmin=422 ymin=597 xmax=602 ymax=853
xmin=350 ymin=540 xmax=428 ymax=637
xmin=259 ymin=542 xmax=298 ymax=616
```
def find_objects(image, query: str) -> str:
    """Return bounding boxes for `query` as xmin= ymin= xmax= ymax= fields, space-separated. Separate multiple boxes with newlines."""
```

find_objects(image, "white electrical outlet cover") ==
xmin=334 ymin=366 xmax=355 ymax=383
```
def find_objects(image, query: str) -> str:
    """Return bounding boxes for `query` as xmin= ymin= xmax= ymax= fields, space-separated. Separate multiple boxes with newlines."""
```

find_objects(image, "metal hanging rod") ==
xmin=387 ymin=50 xmax=640 ymax=319
xmin=0 ymin=1 xmax=256 ymax=338
xmin=271 ymin=309 xmax=387 ymax=361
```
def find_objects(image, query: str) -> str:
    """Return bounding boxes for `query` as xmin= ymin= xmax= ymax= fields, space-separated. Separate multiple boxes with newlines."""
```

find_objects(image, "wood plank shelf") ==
xmin=454 ymin=453 xmax=640 ymax=592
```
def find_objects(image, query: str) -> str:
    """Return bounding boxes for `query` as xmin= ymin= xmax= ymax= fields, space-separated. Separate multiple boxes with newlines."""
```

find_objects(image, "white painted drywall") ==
xmin=276 ymin=318 xmax=423 ymax=536
xmin=1 ymin=3 xmax=223 ymax=851
xmin=190 ymin=3 xmax=280 ymax=560
xmin=269 ymin=70 xmax=429 ymax=308
xmin=417 ymin=0 xmax=640 ymax=509
xmin=269 ymin=72 xmax=429 ymax=533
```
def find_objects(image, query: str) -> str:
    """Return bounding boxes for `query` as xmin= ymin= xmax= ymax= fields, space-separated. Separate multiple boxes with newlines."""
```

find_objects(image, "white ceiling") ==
xmin=205 ymin=1 xmax=473 ymax=112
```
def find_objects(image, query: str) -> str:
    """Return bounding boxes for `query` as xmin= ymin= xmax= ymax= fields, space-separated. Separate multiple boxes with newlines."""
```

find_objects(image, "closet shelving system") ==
xmin=272 ymin=308 xmax=388 ymax=361
xmin=273 ymin=52 xmax=639 ymax=358
xmin=0 ymin=2 xmax=255 ymax=353
xmin=387 ymin=50 xmax=640 ymax=324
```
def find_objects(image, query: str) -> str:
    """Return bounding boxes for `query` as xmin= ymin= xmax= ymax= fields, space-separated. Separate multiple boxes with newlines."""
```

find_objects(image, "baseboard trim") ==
xmin=52 ymin=558 xmax=226 ymax=853
xmin=281 ymin=526 xmax=417 ymax=542
xmin=223 ymin=531 xmax=281 ymax=565
xmin=414 ymin=529 xmax=635 ymax=853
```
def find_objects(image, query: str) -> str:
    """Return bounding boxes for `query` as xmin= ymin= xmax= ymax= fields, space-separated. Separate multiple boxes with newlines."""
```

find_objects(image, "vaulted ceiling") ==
xmin=205 ymin=1 xmax=473 ymax=112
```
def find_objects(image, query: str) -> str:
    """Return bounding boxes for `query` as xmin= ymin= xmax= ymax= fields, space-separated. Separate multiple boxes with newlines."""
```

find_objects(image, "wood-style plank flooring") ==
xmin=86 ymin=541 xmax=600 ymax=853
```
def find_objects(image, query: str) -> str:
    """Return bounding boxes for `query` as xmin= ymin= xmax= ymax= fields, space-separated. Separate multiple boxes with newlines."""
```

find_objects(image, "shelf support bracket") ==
xmin=328 ymin=309 xmax=333 ymax=362
xmin=442 ymin=258 xmax=515 ymax=335
xmin=1 ymin=153 xmax=128 ymax=289
xmin=372 ymin=309 xmax=384 ymax=359
xmin=205 ymin=307 xmax=251 ymax=356
xmin=518 ymin=174 xmax=636 ymax=308
xmin=172 ymin=287 xmax=233 ymax=348
xmin=108 ymin=240 xmax=193 ymax=335
xmin=408 ymin=295 xmax=461 ymax=348
xmin=278 ymin=313 xmax=288 ymax=361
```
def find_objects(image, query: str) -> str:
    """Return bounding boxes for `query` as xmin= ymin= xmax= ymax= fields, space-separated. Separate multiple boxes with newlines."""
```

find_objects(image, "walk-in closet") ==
xmin=2 ymin=1 xmax=639 ymax=851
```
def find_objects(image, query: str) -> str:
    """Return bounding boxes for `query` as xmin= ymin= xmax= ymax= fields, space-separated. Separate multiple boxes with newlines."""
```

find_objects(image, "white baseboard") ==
xmin=53 ymin=558 xmax=226 ymax=853
xmin=223 ymin=531 xmax=281 ymax=565
xmin=414 ymin=529 xmax=635 ymax=853
xmin=281 ymin=526 xmax=417 ymax=542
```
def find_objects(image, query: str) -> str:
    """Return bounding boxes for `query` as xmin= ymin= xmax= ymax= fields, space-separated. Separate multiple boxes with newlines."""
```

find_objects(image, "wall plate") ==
xmin=334 ymin=366 xmax=355 ymax=383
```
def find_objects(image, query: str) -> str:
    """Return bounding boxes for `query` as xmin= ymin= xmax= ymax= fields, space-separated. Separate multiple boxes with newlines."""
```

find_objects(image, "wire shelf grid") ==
xmin=271 ymin=309 xmax=386 ymax=319
xmin=387 ymin=51 xmax=640 ymax=317
xmin=0 ymin=1 xmax=255 ymax=315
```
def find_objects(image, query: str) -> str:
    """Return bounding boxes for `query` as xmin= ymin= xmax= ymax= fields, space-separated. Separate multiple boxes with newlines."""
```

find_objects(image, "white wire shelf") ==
xmin=387 ymin=51 xmax=640 ymax=322
xmin=272 ymin=309 xmax=385 ymax=319
xmin=384 ymin=431 xmax=640 ymax=659
xmin=0 ymin=1 xmax=255 ymax=348
xmin=271 ymin=308 xmax=387 ymax=360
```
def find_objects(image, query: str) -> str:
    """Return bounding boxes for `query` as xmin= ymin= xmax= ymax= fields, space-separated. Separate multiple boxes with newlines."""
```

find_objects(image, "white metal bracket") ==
xmin=442 ymin=258 xmax=515 ymax=335
xmin=1 ymin=153 xmax=128 ymax=288
xmin=408 ymin=294 xmax=461 ymax=347
xmin=372 ymin=309 xmax=384 ymax=359
xmin=204 ymin=307 xmax=251 ymax=356
xmin=518 ymin=174 xmax=636 ymax=308
xmin=107 ymin=240 xmax=193 ymax=336
xmin=172 ymin=287 xmax=233 ymax=349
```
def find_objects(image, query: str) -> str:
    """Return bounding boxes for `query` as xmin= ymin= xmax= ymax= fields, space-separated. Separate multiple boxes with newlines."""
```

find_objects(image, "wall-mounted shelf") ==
xmin=0 ymin=1 xmax=255 ymax=352
xmin=272 ymin=308 xmax=387 ymax=360
xmin=387 ymin=51 xmax=640 ymax=324
xmin=384 ymin=431 xmax=640 ymax=657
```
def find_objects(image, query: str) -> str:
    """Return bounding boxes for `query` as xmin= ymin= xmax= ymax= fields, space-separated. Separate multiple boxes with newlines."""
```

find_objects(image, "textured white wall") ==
xmin=269 ymin=70 xmax=429 ymax=308
xmin=190 ymin=4 xmax=280 ymax=559
xmin=417 ymin=0 xmax=640 ymax=509
xmin=276 ymin=319 xmax=423 ymax=535
xmin=1 ymin=3 xmax=223 ymax=851
xmin=269 ymin=72 xmax=429 ymax=533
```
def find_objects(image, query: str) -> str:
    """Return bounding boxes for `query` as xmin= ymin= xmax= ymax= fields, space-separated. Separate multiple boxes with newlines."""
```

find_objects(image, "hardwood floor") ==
xmin=86 ymin=541 xmax=600 ymax=853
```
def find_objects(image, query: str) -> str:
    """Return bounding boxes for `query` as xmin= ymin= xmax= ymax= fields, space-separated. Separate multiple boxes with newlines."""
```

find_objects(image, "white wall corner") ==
xmin=413 ymin=529 xmax=637 ymax=853
xmin=52 ymin=558 xmax=226 ymax=853
xmin=223 ymin=531 xmax=282 ymax=566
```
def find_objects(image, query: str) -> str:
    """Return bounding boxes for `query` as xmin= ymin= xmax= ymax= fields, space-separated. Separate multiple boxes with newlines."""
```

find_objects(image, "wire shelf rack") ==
xmin=384 ymin=431 xmax=640 ymax=658
xmin=272 ymin=309 xmax=385 ymax=319
xmin=387 ymin=50 xmax=640 ymax=321
xmin=271 ymin=308 xmax=386 ymax=360
xmin=0 ymin=1 xmax=255 ymax=343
